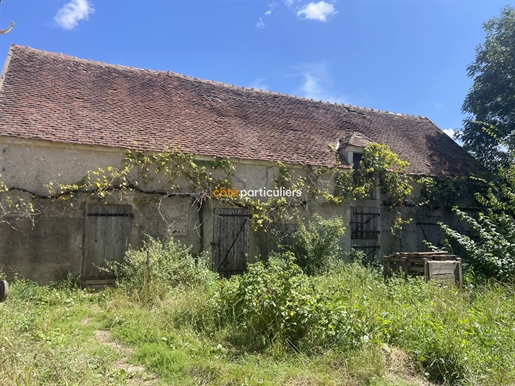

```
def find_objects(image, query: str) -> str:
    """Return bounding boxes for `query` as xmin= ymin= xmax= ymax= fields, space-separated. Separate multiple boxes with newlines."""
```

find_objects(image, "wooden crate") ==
xmin=384 ymin=252 xmax=462 ymax=288
xmin=425 ymin=260 xmax=462 ymax=287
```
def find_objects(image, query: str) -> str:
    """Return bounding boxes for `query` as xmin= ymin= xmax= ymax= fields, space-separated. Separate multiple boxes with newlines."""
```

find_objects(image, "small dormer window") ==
xmin=352 ymin=152 xmax=363 ymax=169
xmin=337 ymin=131 xmax=376 ymax=200
xmin=337 ymin=131 xmax=373 ymax=168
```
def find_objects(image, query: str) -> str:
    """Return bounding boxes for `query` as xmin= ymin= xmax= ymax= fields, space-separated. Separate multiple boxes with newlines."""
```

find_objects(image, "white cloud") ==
xmin=257 ymin=1 xmax=335 ymax=28
xmin=256 ymin=18 xmax=265 ymax=29
xmin=434 ymin=102 xmax=444 ymax=109
xmin=54 ymin=0 xmax=94 ymax=30
xmin=294 ymin=61 xmax=347 ymax=103
xmin=301 ymin=73 xmax=322 ymax=96
xmin=249 ymin=78 xmax=270 ymax=91
xmin=256 ymin=2 xmax=277 ymax=29
xmin=443 ymin=128 xmax=455 ymax=138
xmin=297 ymin=1 xmax=337 ymax=22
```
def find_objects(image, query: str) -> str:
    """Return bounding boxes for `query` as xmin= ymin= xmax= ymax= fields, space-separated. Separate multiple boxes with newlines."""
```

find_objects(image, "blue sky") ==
xmin=0 ymin=1 xmax=514 ymax=139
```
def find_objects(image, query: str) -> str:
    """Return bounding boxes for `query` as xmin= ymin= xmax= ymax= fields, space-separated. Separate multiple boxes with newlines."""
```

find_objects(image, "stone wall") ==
xmin=0 ymin=138 xmax=467 ymax=283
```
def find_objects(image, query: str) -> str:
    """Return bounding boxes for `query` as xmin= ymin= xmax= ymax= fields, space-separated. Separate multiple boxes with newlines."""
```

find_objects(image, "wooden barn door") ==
xmin=212 ymin=208 xmax=250 ymax=277
xmin=350 ymin=206 xmax=380 ymax=263
xmin=82 ymin=204 xmax=133 ymax=285
xmin=417 ymin=219 xmax=444 ymax=251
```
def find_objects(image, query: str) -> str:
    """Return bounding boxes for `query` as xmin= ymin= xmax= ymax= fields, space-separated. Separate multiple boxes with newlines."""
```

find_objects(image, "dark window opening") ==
xmin=352 ymin=152 xmax=363 ymax=169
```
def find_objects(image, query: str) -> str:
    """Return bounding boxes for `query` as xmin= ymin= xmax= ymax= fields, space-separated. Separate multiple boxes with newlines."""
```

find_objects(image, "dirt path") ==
xmin=87 ymin=321 xmax=159 ymax=385
xmin=385 ymin=348 xmax=437 ymax=386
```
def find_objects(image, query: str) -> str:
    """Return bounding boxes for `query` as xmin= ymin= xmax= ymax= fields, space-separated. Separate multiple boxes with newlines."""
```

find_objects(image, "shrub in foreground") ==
xmin=217 ymin=253 xmax=318 ymax=349
xmin=277 ymin=214 xmax=346 ymax=275
xmin=217 ymin=254 xmax=383 ymax=352
xmin=108 ymin=236 xmax=218 ymax=301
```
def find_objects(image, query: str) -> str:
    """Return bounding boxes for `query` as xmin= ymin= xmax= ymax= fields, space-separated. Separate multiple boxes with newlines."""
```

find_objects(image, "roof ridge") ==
xmin=10 ymin=44 xmax=427 ymax=120
xmin=0 ymin=44 xmax=485 ymax=177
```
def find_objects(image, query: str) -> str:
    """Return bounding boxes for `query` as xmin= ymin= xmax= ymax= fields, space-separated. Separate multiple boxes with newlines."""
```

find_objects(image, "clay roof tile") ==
xmin=0 ymin=44 xmax=485 ymax=176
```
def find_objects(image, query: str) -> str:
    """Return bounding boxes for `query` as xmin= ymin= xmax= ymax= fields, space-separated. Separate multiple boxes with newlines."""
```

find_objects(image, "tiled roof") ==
xmin=0 ymin=45 xmax=485 ymax=176
xmin=339 ymin=132 xmax=374 ymax=148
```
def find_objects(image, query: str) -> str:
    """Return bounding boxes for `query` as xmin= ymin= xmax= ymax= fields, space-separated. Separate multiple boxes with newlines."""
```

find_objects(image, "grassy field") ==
xmin=2 ymin=256 xmax=515 ymax=386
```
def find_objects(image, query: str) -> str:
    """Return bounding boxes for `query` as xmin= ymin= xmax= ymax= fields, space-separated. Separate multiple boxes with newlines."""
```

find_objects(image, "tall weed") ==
xmin=108 ymin=236 xmax=218 ymax=303
xmin=276 ymin=214 xmax=346 ymax=275
xmin=217 ymin=255 xmax=384 ymax=353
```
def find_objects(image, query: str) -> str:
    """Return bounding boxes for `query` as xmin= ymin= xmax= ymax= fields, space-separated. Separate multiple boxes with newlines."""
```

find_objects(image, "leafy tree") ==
xmin=460 ymin=6 xmax=515 ymax=170
xmin=449 ymin=7 xmax=515 ymax=279
xmin=440 ymin=141 xmax=515 ymax=280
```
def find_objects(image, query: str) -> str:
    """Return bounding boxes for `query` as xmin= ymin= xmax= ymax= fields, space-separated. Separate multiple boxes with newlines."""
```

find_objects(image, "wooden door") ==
xmin=417 ymin=220 xmax=444 ymax=251
xmin=212 ymin=208 xmax=250 ymax=276
xmin=82 ymin=204 xmax=133 ymax=283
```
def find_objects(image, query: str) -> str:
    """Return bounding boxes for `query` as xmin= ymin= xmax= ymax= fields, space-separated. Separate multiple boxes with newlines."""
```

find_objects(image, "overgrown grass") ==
xmin=0 ymin=279 xmax=128 ymax=385
xmin=2 ymin=238 xmax=515 ymax=385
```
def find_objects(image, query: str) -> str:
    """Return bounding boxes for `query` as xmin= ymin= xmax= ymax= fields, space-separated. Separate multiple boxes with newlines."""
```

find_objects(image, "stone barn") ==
xmin=0 ymin=45 xmax=484 ymax=283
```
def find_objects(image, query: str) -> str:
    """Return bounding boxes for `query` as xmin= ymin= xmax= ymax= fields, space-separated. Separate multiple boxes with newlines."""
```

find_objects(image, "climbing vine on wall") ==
xmin=42 ymin=143 xmax=414 ymax=231
xmin=0 ymin=173 xmax=37 ymax=228
xmin=417 ymin=176 xmax=488 ymax=209
xmin=305 ymin=143 xmax=412 ymax=208
xmin=357 ymin=143 xmax=412 ymax=209
xmin=45 ymin=147 xmax=234 ymax=199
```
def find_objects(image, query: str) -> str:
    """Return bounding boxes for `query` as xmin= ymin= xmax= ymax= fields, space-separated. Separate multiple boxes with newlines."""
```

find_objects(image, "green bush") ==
xmin=439 ymin=162 xmax=515 ymax=281
xmin=277 ymin=214 xmax=346 ymax=275
xmin=217 ymin=254 xmax=384 ymax=353
xmin=218 ymin=255 xmax=515 ymax=382
xmin=108 ymin=236 xmax=218 ymax=302
xmin=437 ymin=131 xmax=515 ymax=281
xmin=217 ymin=253 xmax=319 ymax=349
xmin=441 ymin=207 xmax=515 ymax=280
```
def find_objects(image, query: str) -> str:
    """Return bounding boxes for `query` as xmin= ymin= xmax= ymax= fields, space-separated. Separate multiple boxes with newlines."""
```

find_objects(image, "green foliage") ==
xmin=47 ymin=147 xmax=235 ymax=200
xmin=440 ymin=181 xmax=515 ymax=280
xmin=217 ymin=256 xmax=385 ymax=354
xmin=344 ymin=247 xmax=368 ymax=264
xmin=45 ymin=142 xmax=413 ymax=234
xmin=460 ymin=6 xmax=515 ymax=170
xmin=276 ymin=214 xmax=346 ymax=275
xmin=217 ymin=254 xmax=320 ymax=349
xmin=107 ymin=236 xmax=218 ymax=303
xmin=355 ymin=143 xmax=412 ymax=209
xmin=437 ymin=130 xmax=515 ymax=280
xmin=215 ymin=257 xmax=515 ymax=383
xmin=0 ymin=173 xmax=38 ymax=227
xmin=5 ymin=263 xmax=515 ymax=384
xmin=126 ymin=149 xmax=235 ymax=198
xmin=442 ymin=207 xmax=515 ymax=280
xmin=312 ymin=143 xmax=412 ymax=210
xmin=270 ymin=144 xmax=412 ymax=236
xmin=418 ymin=176 xmax=468 ymax=209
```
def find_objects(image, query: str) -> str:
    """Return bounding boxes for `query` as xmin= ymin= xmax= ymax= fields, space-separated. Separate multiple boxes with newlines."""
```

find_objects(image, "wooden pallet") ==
xmin=384 ymin=253 xmax=462 ymax=288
